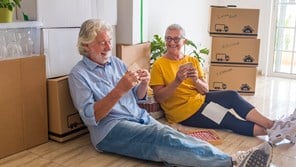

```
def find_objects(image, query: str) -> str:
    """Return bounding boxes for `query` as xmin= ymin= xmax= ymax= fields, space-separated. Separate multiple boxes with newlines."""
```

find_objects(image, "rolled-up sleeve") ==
xmin=68 ymin=72 xmax=98 ymax=126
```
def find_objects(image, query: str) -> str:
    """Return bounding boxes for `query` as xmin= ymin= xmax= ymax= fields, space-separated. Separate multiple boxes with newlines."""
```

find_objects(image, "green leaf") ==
xmin=200 ymin=48 xmax=209 ymax=55
xmin=185 ymin=39 xmax=197 ymax=49
xmin=0 ymin=0 xmax=22 ymax=11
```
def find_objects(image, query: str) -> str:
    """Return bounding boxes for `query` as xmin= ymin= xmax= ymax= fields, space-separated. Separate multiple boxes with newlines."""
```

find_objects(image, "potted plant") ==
xmin=150 ymin=34 xmax=209 ymax=67
xmin=0 ymin=0 xmax=22 ymax=23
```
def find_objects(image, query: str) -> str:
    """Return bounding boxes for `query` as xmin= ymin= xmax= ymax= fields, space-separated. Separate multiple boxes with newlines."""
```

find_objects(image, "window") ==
xmin=272 ymin=0 xmax=296 ymax=78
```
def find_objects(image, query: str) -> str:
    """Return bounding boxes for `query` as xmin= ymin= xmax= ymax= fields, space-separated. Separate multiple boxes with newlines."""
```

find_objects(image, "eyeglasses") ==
xmin=165 ymin=36 xmax=183 ymax=43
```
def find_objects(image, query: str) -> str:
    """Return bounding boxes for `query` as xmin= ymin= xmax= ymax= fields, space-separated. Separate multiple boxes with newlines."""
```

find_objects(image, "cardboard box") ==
xmin=208 ymin=64 xmax=257 ymax=95
xmin=138 ymin=98 xmax=164 ymax=119
xmin=47 ymin=76 xmax=88 ymax=142
xmin=116 ymin=42 xmax=151 ymax=71
xmin=209 ymin=6 xmax=259 ymax=37
xmin=211 ymin=37 xmax=260 ymax=65
xmin=0 ymin=55 xmax=48 ymax=159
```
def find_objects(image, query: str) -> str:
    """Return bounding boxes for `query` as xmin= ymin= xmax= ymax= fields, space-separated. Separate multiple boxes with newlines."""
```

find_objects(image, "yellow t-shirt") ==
xmin=149 ymin=55 xmax=206 ymax=123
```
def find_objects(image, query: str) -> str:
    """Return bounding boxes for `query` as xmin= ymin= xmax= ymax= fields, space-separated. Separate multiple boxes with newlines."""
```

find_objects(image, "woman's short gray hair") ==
xmin=165 ymin=24 xmax=186 ymax=37
xmin=77 ymin=19 xmax=113 ymax=56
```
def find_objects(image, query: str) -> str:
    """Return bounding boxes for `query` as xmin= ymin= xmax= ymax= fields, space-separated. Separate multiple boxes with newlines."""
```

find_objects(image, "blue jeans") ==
xmin=96 ymin=118 xmax=232 ymax=167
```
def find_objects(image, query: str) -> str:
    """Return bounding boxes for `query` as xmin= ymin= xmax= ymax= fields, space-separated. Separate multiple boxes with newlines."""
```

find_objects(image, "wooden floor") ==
xmin=0 ymin=75 xmax=296 ymax=167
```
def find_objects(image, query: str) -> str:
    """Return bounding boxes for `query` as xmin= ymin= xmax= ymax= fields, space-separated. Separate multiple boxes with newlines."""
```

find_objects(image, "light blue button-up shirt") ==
xmin=68 ymin=56 xmax=150 ymax=148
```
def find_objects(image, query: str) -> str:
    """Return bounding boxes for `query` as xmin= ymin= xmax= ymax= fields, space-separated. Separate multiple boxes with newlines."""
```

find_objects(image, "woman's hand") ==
xmin=187 ymin=67 xmax=199 ymax=82
xmin=176 ymin=63 xmax=198 ymax=83
xmin=176 ymin=64 xmax=189 ymax=83
xmin=175 ymin=63 xmax=208 ymax=95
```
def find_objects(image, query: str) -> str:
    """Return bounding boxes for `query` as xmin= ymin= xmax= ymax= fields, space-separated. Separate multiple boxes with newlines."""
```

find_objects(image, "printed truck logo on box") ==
xmin=209 ymin=7 xmax=260 ymax=37
xmin=209 ymin=65 xmax=257 ymax=95
xmin=211 ymin=37 xmax=260 ymax=65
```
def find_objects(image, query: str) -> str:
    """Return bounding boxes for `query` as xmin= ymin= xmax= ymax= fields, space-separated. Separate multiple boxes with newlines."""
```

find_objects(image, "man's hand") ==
xmin=116 ymin=71 xmax=139 ymax=95
xmin=136 ymin=69 xmax=150 ymax=84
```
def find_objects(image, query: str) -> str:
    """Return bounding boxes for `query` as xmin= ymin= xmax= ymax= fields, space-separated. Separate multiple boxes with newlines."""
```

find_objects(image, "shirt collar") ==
xmin=82 ymin=56 xmax=112 ymax=70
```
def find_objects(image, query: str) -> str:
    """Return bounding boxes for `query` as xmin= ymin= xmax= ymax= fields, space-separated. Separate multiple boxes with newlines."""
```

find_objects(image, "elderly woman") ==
xmin=149 ymin=23 xmax=296 ymax=145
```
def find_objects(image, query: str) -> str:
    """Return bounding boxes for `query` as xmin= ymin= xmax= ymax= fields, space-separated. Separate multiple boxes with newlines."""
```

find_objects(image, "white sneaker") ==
xmin=267 ymin=119 xmax=296 ymax=145
xmin=232 ymin=142 xmax=273 ymax=167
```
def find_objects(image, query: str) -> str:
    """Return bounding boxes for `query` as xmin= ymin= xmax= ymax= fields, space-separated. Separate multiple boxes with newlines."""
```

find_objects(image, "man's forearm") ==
xmin=93 ymin=87 xmax=124 ymax=121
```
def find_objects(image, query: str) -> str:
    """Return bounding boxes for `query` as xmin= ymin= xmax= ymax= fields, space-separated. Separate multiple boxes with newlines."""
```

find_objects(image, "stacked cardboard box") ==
xmin=116 ymin=43 xmax=164 ymax=119
xmin=47 ymin=76 xmax=88 ymax=142
xmin=116 ymin=42 xmax=151 ymax=71
xmin=208 ymin=6 xmax=260 ymax=95
xmin=0 ymin=56 xmax=48 ymax=158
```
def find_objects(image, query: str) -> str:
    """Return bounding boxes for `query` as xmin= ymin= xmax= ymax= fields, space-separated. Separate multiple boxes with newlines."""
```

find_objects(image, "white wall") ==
xmin=116 ymin=0 xmax=149 ymax=44
xmin=145 ymin=0 xmax=273 ymax=74
xmin=116 ymin=0 xmax=135 ymax=44
xmin=147 ymin=0 xmax=217 ymax=48
xmin=145 ymin=0 xmax=218 ymax=71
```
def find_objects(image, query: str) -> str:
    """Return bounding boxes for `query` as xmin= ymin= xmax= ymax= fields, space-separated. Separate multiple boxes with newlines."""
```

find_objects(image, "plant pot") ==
xmin=0 ymin=8 xmax=13 ymax=23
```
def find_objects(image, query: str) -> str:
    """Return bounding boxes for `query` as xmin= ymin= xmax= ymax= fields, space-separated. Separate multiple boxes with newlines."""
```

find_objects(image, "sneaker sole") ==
xmin=238 ymin=143 xmax=273 ymax=167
